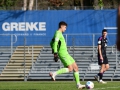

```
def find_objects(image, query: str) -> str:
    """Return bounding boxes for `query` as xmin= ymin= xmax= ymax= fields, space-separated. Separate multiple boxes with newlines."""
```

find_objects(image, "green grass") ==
xmin=0 ymin=81 xmax=119 ymax=90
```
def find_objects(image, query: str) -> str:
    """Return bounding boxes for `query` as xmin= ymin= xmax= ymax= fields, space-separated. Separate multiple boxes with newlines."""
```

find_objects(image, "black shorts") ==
xmin=98 ymin=55 xmax=108 ymax=65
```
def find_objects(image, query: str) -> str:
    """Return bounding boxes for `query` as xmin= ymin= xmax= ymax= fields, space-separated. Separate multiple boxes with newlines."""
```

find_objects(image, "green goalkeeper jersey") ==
xmin=50 ymin=30 xmax=67 ymax=54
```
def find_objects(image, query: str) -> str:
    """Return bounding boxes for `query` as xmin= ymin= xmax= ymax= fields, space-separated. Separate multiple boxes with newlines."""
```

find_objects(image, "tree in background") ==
xmin=93 ymin=0 xmax=101 ymax=10
xmin=109 ymin=0 xmax=119 ymax=9
xmin=80 ymin=0 xmax=83 ymax=9
xmin=0 ymin=0 xmax=119 ymax=10
xmin=102 ymin=0 xmax=119 ymax=9
xmin=0 ymin=0 xmax=18 ymax=10
xmin=23 ymin=0 xmax=34 ymax=10
xmin=48 ymin=0 xmax=64 ymax=10
xmin=99 ymin=0 xmax=103 ymax=10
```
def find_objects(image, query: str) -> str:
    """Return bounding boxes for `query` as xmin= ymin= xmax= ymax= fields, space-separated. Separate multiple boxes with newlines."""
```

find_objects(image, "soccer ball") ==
xmin=86 ymin=81 xmax=94 ymax=89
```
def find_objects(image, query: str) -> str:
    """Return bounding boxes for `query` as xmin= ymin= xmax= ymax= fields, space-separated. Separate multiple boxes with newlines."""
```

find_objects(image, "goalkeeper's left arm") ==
xmin=52 ymin=32 xmax=60 ymax=62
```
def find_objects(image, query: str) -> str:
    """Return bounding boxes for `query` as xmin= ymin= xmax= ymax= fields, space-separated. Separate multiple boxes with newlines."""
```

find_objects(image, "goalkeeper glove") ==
xmin=52 ymin=49 xmax=54 ymax=54
xmin=54 ymin=53 xmax=59 ymax=62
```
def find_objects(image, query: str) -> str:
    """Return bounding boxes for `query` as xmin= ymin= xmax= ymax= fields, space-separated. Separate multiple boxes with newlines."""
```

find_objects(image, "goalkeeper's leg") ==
xmin=49 ymin=54 xmax=85 ymax=89
xmin=49 ymin=68 xmax=69 ymax=81
xmin=49 ymin=65 xmax=85 ymax=89
xmin=49 ymin=53 xmax=73 ymax=81
xmin=72 ymin=62 xmax=85 ymax=89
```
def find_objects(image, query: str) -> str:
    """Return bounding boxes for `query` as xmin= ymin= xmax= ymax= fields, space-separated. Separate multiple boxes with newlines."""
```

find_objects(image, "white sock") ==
xmin=77 ymin=83 xmax=81 ymax=86
xmin=53 ymin=72 xmax=57 ymax=76
xmin=77 ymin=83 xmax=81 ymax=88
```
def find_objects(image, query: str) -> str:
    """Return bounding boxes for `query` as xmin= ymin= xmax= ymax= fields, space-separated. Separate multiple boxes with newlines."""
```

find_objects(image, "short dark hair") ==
xmin=102 ymin=29 xmax=107 ymax=34
xmin=59 ymin=21 xmax=67 ymax=28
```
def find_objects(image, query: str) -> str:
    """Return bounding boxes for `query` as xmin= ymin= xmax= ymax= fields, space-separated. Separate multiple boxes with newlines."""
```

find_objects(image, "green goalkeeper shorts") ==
xmin=59 ymin=53 xmax=75 ymax=67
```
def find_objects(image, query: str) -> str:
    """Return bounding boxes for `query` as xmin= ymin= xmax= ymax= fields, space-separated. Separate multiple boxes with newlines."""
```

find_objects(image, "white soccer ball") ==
xmin=86 ymin=81 xmax=94 ymax=89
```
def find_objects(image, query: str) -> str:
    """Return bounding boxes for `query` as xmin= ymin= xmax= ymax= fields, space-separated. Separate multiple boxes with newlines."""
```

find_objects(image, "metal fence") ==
xmin=0 ymin=33 xmax=117 ymax=56
xmin=64 ymin=33 xmax=116 ymax=46
xmin=0 ymin=34 xmax=17 ymax=56
xmin=1 ymin=6 xmax=119 ymax=10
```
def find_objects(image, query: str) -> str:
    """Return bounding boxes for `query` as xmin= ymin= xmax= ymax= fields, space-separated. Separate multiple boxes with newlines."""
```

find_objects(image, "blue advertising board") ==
xmin=0 ymin=10 xmax=117 ymax=46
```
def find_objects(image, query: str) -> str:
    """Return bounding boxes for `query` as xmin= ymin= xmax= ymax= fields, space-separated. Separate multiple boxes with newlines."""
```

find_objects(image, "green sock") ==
xmin=56 ymin=68 xmax=69 ymax=75
xmin=74 ymin=72 xmax=80 ymax=85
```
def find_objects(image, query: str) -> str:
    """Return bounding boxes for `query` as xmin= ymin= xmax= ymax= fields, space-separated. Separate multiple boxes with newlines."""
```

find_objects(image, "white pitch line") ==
xmin=92 ymin=86 xmax=120 ymax=90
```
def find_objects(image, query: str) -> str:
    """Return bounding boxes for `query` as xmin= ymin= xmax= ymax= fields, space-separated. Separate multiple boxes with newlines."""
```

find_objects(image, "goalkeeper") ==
xmin=49 ymin=21 xmax=85 ymax=89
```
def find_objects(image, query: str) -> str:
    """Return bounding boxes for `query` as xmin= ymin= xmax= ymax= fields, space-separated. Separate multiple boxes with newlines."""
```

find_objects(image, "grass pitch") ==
xmin=0 ymin=81 xmax=120 ymax=90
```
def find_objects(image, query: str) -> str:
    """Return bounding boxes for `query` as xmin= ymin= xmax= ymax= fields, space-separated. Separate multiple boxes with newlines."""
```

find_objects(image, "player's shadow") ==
xmin=0 ymin=10 xmax=46 ymax=22
xmin=0 ymin=11 xmax=25 ymax=22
